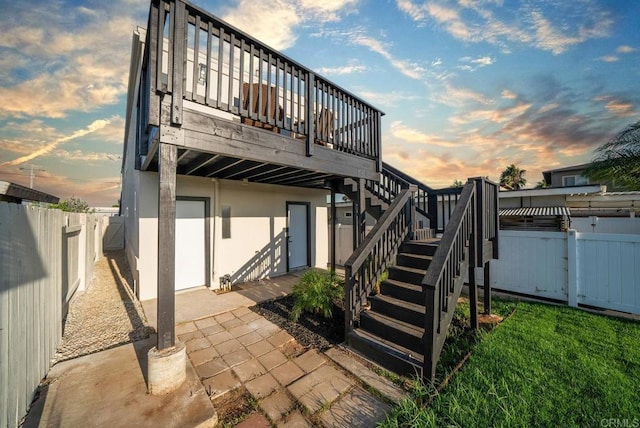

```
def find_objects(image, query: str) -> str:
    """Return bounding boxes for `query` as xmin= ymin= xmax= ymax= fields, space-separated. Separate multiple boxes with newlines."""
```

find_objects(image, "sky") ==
xmin=0 ymin=0 xmax=638 ymax=205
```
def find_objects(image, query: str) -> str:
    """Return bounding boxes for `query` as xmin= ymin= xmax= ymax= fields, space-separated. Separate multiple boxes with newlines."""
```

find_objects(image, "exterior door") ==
xmin=287 ymin=203 xmax=309 ymax=270
xmin=175 ymin=199 xmax=206 ymax=290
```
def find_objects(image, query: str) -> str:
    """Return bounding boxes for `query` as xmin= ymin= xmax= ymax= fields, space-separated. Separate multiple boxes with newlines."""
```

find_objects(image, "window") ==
xmin=344 ymin=212 xmax=352 ymax=218
xmin=562 ymin=175 xmax=588 ymax=187
xmin=222 ymin=205 xmax=231 ymax=239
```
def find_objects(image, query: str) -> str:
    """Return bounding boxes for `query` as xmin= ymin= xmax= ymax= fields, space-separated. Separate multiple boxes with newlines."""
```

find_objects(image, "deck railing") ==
xmin=142 ymin=0 xmax=383 ymax=163
xmin=344 ymin=187 xmax=416 ymax=338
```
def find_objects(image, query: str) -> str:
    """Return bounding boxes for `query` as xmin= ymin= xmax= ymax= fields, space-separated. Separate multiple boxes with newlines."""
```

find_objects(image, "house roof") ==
xmin=500 ymin=206 xmax=570 ymax=217
xmin=499 ymin=184 xmax=604 ymax=198
xmin=0 ymin=181 xmax=59 ymax=204
xmin=542 ymin=163 xmax=591 ymax=175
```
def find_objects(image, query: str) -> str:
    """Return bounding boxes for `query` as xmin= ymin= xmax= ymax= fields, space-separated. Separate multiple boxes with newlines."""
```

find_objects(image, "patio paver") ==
xmin=258 ymin=388 xmax=294 ymax=422
xmin=287 ymin=365 xmax=352 ymax=413
xmin=319 ymin=387 xmax=392 ymax=428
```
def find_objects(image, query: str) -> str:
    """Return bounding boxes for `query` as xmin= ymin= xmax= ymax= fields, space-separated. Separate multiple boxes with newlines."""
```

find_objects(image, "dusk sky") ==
xmin=1 ymin=0 xmax=638 ymax=205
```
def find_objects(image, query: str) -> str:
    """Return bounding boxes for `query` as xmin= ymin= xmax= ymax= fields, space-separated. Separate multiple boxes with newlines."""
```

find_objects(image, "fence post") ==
xmin=567 ymin=229 xmax=578 ymax=307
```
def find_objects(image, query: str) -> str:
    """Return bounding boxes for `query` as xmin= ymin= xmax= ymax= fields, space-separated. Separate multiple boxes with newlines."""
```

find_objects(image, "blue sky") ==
xmin=0 ymin=0 xmax=638 ymax=205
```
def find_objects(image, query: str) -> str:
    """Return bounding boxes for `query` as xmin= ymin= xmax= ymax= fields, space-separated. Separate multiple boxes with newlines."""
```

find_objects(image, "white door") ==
xmin=175 ymin=200 xmax=206 ymax=290
xmin=288 ymin=204 xmax=308 ymax=270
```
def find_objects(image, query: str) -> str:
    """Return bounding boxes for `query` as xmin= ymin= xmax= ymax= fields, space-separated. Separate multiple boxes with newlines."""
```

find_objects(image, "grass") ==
xmin=380 ymin=300 xmax=640 ymax=427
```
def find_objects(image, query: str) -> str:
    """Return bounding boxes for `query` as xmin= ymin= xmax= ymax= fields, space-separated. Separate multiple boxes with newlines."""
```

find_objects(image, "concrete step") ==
xmin=360 ymin=311 xmax=424 ymax=355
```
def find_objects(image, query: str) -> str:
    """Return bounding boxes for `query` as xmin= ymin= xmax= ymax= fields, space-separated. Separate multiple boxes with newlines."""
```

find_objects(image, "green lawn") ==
xmin=380 ymin=301 xmax=640 ymax=427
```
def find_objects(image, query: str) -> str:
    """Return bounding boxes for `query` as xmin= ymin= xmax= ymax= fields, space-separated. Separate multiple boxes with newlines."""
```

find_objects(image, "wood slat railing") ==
xmin=142 ymin=0 xmax=383 ymax=163
xmin=421 ymin=177 xmax=499 ymax=380
xmin=343 ymin=186 xmax=416 ymax=338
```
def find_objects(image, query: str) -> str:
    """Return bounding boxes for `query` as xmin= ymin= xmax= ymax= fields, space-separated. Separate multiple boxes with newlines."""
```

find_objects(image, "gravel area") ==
xmin=251 ymin=295 xmax=344 ymax=350
xmin=52 ymin=251 xmax=154 ymax=364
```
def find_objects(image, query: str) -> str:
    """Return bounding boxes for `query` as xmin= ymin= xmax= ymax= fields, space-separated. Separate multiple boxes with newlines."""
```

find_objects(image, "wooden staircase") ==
xmin=348 ymin=239 xmax=439 ymax=377
xmin=339 ymin=168 xmax=499 ymax=381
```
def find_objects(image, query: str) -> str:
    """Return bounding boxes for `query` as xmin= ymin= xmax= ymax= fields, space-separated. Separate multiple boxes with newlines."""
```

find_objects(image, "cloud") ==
xmin=597 ymin=55 xmax=619 ymax=63
xmin=593 ymin=95 xmax=637 ymax=118
xmin=432 ymin=83 xmax=493 ymax=107
xmin=352 ymin=35 xmax=425 ymax=80
xmin=389 ymin=121 xmax=460 ymax=147
xmin=616 ymin=45 xmax=636 ymax=54
xmin=501 ymin=89 xmax=517 ymax=99
xmin=0 ymin=1 xmax=145 ymax=119
xmin=316 ymin=65 xmax=367 ymax=76
xmin=220 ymin=0 xmax=357 ymax=50
xmin=355 ymin=90 xmax=421 ymax=107
xmin=396 ymin=0 xmax=612 ymax=55
xmin=458 ymin=55 xmax=495 ymax=71
xmin=0 ymin=119 xmax=111 ymax=167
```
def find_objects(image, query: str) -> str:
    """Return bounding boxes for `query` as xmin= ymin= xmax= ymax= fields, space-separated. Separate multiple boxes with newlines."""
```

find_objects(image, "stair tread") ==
xmin=351 ymin=329 xmax=424 ymax=362
xmin=371 ymin=294 xmax=425 ymax=313
xmin=362 ymin=310 xmax=424 ymax=337
xmin=382 ymin=278 xmax=423 ymax=291
xmin=389 ymin=265 xmax=426 ymax=274
xmin=398 ymin=252 xmax=433 ymax=260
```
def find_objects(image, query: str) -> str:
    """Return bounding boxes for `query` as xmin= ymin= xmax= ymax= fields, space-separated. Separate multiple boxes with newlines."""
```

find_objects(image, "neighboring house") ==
xmin=499 ymin=185 xmax=640 ymax=234
xmin=329 ymin=201 xmax=376 ymax=226
xmin=498 ymin=185 xmax=603 ymax=231
xmin=542 ymin=163 xmax=591 ymax=187
xmin=0 ymin=181 xmax=59 ymax=204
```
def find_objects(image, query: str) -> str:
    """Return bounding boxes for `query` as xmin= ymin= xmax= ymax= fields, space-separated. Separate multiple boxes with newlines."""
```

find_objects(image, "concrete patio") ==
xmin=23 ymin=270 xmax=406 ymax=427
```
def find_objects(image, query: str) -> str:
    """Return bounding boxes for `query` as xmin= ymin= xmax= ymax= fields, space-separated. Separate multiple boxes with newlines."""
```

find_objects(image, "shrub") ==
xmin=291 ymin=269 xmax=343 ymax=322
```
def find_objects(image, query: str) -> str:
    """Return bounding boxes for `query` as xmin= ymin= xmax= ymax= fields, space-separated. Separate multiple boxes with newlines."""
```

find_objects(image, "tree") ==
xmin=451 ymin=179 xmax=464 ymax=188
xmin=50 ymin=197 xmax=94 ymax=213
xmin=585 ymin=120 xmax=640 ymax=190
xmin=500 ymin=164 xmax=527 ymax=190
xmin=535 ymin=179 xmax=550 ymax=189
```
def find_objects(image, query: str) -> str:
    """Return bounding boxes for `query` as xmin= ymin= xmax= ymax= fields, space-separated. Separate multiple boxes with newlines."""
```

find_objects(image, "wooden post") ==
xmin=157 ymin=142 xmax=177 ymax=350
xmin=427 ymin=193 xmax=437 ymax=233
xmin=305 ymin=71 xmax=315 ymax=157
xmin=483 ymin=261 xmax=491 ymax=314
xmin=468 ymin=193 xmax=479 ymax=330
xmin=171 ymin=0 xmax=185 ymax=126
xmin=330 ymin=183 xmax=336 ymax=272
xmin=358 ymin=178 xmax=366 ymax=244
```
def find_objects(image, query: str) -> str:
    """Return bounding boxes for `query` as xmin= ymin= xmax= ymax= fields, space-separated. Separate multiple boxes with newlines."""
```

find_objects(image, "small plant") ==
xmin=291 ymin=269 xmax=343 ymax=322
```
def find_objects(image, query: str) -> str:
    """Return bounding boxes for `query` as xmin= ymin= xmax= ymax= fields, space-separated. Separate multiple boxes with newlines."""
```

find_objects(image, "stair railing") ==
xmin=422 ymin=180 xmax=475 ymax=381
xmin=344 ymin=186 xmax=416 ymax=340
xmin=421 ymin=177 xmax=499 ymax=380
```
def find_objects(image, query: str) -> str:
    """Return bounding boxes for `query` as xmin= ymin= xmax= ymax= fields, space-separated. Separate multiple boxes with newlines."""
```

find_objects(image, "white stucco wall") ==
xmin=134 ymin=173 xmax=328 ymax=301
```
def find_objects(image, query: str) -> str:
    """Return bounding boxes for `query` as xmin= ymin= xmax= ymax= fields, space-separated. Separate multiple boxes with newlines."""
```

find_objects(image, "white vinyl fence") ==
xmin=0 ymin=202 xmax=114 ymax=428
xmin=489 ymin=230 xmax=640 ymax=315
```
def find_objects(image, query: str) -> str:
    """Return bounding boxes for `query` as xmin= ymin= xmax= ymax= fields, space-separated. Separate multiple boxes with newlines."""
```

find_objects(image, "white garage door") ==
xmin=175 ymin=200 xmax=206 ymax=290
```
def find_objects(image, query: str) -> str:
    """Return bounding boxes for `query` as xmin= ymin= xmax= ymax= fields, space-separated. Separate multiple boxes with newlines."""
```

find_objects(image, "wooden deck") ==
xmin=134 ymin=0 xmax=383 ymax=187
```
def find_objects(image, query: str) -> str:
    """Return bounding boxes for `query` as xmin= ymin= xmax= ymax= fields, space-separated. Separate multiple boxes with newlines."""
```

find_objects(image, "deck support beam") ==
xmin=330 ymin=182 xmax=337 ymax=272
xmin=157 ymin=142 xmax=177 ymax=350
xmin=483 ymin=261 xmax=491 ymax=314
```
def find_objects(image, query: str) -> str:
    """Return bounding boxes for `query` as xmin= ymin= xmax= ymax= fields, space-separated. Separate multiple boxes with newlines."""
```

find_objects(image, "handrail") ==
xmin=422 ymin=181 xmax=475 ymax=380
xmin=344 ymin=187 xmax=415 ymax=338
xmin=143 ymin=0 xmax=383 ymax=162
xmin=362 ymin=162 xmax=462 ymax=232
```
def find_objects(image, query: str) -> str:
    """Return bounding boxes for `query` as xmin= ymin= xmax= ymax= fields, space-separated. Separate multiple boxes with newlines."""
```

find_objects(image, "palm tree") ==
xmin=585 ymin=120 xmax=640 ymax=190
xmin=500 ymin=164 xmax=527 ymax=190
